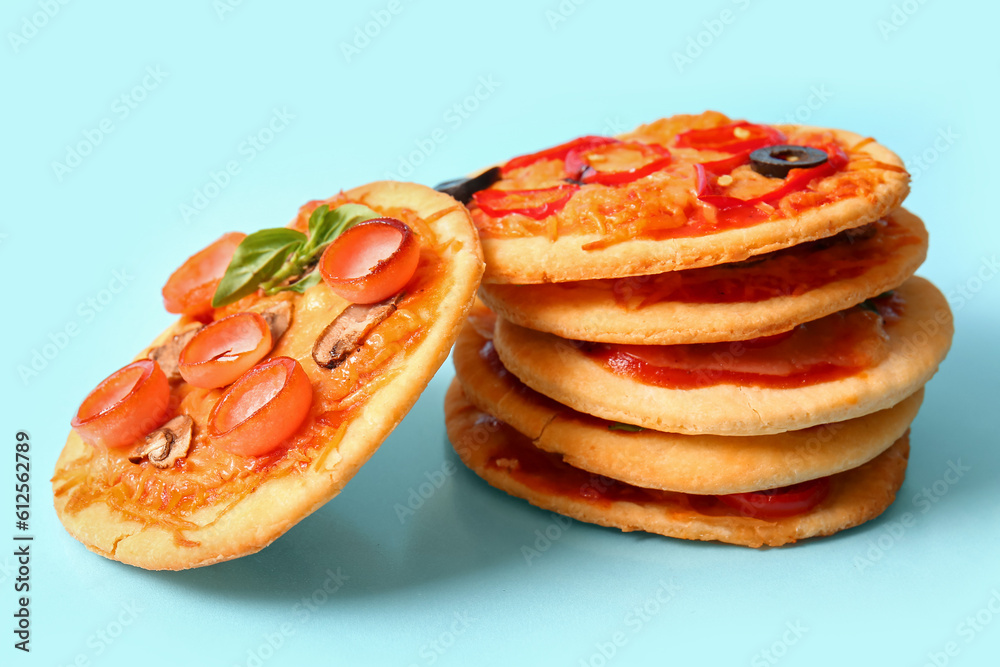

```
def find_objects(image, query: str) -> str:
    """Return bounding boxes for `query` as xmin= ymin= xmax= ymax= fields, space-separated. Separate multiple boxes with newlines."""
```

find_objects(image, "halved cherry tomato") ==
xmin=178 ymin=312 xmax=273 ymax=388
xmin=71 ymin=359 xmax=170 ymax=449
xmin=716 ymin=478 xmax=830 ymax=520
xmin=502 ymin=135 xmax=619 ymax=173
xmin=162 ymin=232 xmax=246 ymax=319
xmin=675 ymin=121 xmax=786 ymax=154
xmin=208 ymin=356 xmax=313 ymax=457
xmin=472 ymin=184 xmax=579 ymax=220
xmin=319 ymin=217 xmax=419 ymax=304
xmin=564 ymin=141 xmax=672 ymax=186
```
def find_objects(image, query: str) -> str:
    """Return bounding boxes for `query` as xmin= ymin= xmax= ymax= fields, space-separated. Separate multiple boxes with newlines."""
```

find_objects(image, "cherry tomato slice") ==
xmin=178 ymin=312 xmax=273 ymax=388
xmin=71 ymin=359 xmax=171 ymax=449
xmin=208 ymin=357 xmax=313 ymax=457
xmin=502 ymin=135 xmax=619 ymax=173
xmin=319 ymin=217 xmax=419 ymax=304
xmin=473 ymin=184 xmax=579 ymax=220
xmin=675 ymin=121 xmax=786 ymax=154
xmin=564 ymin=141 xmax=672 ymax=186
xmin=716 ymin=477 xmax=830 ymax=520
xmin=162 ymin=232 xmax=246 ymax=319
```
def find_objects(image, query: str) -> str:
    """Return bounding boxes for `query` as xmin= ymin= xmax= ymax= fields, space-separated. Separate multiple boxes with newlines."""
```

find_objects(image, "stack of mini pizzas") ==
xmin=443 ymin=111 xmax=953 ymax=547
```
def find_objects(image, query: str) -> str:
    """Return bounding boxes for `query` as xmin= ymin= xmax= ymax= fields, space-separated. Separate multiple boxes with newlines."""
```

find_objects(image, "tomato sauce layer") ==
xmin=483 ymin=415 xmax=828 ymax=519
xmin=53 ymin=201 xmax=449 ymax=538
xmin=563 ymin=217 xmax=919 ymax=307
xmin=471 ymin=112 xmax=901 ymax=247
xmin=585 ymin=295 xmax=902 ymax=389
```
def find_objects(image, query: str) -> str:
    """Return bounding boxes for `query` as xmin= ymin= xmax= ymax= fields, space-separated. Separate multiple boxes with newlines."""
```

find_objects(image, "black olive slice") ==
xmin=749 ymin=145 xmax=828 ymax=179
xmin=434 ymin=167 xmax=502 ymax=204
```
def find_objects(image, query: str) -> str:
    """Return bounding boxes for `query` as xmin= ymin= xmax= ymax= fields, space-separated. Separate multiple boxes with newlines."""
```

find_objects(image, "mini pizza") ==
xmin=492 ymin=277 xmax=952 ymax=436
xmin=442 ymin=111 xmax=910 ymax=283
xmin=453 ymin=305 xmax=923 ymax=495
xmin=445 ymin=380 xmax=911 ymax=548
xmin=52 ymin=181 xmax=484 ymax=570
xmin=479 ymin=208 xmax=928 ymax=344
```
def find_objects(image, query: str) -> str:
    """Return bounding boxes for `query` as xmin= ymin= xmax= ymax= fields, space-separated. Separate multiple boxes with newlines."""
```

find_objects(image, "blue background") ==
xmin=4 ymin=1 xmax=998 ymax=665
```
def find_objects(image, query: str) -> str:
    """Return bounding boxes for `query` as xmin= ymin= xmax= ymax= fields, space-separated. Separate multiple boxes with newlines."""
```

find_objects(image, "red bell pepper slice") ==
xmin=564 ymin=141 xmax=672 ymax=186
xmin=675 ymin=121 xmax=786 ymax=154
xmin=473 ymin=184 xmax=579 ymax=220
xmin=502 ymin=136 xmax=619 ymax=173
xmin=696 ymin=143 xmax=849 ymax=211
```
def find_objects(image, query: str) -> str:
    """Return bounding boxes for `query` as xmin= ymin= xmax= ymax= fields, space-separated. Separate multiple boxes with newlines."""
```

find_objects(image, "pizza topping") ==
xmin=563 ymin=141 xmax=672 ymax=186
xmin=148 ymin=323 xmax=203 ymax=382
xmin=128 ymin=415 xmax=193 ymax=468
xmin=72 ymin=359 xmax=171 ymax=449
xmin=696 ymin=141 xmax=849 ymax=211
xmin=208 ymin=356 xmax=313 ymax=457
xmin=486 ymin=416 xmax=832 ymax=519
xmin=318 ymin=217 xmax=420 ymax=304
xmin=434 ymin=167 xmax=502 ymax=204
xmin=674 ymin=121 xmax=785 ymax=154
xmin=589 ymin=301 xmax=895 ymax=389
xmin=472 ymin=185 xmax=579 ymax=220
xmin=712 ymin=478 xmax=830 ymax=519
xmin=178 ymin=312 xmax=274 ymax=388
xmin=212 ymin=203 xmax=381 ymax=308
xmin=470 ymin=114 xmax=886 ymax=245
xmin=257 ymin=300 xmax=293 ymax=343
xmin=750 ymin=144 xmax=829 ymax=179
xmin=598 ymin=216 xmax=921 ymax=307
xmin=502 ymin=135 xmax=619 ymax=174
xmin=312 ymin=294 xmax=403 ymax=369
xmin=163 ymin=232 xmax=246 ymax=319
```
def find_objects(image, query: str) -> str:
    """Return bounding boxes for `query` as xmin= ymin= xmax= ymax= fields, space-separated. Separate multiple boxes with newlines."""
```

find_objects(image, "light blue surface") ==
xmin=4 ymin=1 xmax=998 ymax=665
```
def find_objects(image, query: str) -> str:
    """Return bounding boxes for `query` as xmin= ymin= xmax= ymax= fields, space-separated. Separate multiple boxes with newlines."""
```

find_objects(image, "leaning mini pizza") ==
xmin=53 ymin=181 xmax=483 ymax=570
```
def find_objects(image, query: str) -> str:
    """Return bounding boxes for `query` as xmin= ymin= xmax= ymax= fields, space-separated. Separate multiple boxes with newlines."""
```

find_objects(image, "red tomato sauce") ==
xmin=584 ymin=296 xmax=902 ymax=389
xmin=486 ymin=419 xmax=828 ymax=518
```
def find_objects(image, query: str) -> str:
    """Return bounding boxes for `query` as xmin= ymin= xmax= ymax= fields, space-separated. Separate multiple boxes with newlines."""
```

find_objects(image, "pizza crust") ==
xmin=53 ymin=181 xmax=485 ymax=570
xmin=492 ymin=277 xmax=952 ymax=436
xmin=479 ymin=208 xmax=928 ymax=344
xmin=477 ymin=127 xmax=909 ymax=284
xmin=452 ymin=312 xmax=923 ymax=494
xmin=445 ymin=380 xmax=910 ymax=548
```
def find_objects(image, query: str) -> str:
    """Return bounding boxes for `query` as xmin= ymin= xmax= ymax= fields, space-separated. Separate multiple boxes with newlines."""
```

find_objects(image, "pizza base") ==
xmin=493 ymin=277 xmax=952 ymax=436
xmin=53 ymin=181 xmax=485 ymax=570
xmin=445 ymin=380 xmax=910 ymax=548
xmin=453 ymin=313 xmax=923 ymax=494
xmin=479 ymin=208 xmax=928 ymax=344
xmin=479 ymin=128 xmax=909 ymax=284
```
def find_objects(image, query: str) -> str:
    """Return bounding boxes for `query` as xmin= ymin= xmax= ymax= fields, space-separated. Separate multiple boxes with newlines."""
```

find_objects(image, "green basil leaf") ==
xmin=306 ymin=204 xmax=330 ymax=239
xmin=212 ymin=228 xmax=306 ymax=307
xmin=281 ymin=270 xmax=322 ymax=294
xmin=608 ymin=422 xmax=643 ymax=432
xmin=306 ymin=203 xmax=380 ymax=255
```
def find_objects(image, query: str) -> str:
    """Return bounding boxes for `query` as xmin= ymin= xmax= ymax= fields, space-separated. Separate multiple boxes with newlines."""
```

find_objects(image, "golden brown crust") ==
xmin=445 ymin=380 xmax=910 ymax=548
xmin=479 ymin=208 xmax=928 ymax=344
xmin=453 ymin=313 xmax=923 ymax=494
xmin=477 ymin=125 xmax=909 ymax=284
xmin=53 ymin=181 xmax=485 ymax=570
xmin=493 ymin=277 xmax=952 ymax=436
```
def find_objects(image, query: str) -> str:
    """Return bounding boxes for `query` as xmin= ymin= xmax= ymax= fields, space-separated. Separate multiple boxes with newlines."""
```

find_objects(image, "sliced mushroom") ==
xmin=257 ymin=300 xmax=293 ymax=343
xmin=312 ymin=294 xmax=403 ymax=369
xmin=128 ymin=415 xmax=194 ymax=469
xmin=148 ymin=323 xmax=203 ymax=381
